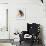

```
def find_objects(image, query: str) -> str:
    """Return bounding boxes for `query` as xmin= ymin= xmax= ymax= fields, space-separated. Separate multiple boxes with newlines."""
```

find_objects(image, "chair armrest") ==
xmin=19 ymin=31 xmax=27 ymax=41
xmin=21 ymin=31 xmax=28 ymax=35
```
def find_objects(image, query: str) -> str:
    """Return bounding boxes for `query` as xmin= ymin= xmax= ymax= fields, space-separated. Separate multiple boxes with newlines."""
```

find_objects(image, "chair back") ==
xmin=27 ymin=23 xmax=40 ymax=35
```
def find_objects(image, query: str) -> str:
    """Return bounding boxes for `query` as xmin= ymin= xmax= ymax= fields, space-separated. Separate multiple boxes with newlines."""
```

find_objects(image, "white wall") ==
xmin=9 ymin=0 xmax=46 ymax=45
xmin=0 ymin=4 xmax=9 ymax=39
xmin=0 ymin=0 xmax=8 ymax=3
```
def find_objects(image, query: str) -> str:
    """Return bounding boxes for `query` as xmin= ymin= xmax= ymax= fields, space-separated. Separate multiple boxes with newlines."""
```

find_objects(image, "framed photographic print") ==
xmin=16 ymin=8 xmax=26 ymax=20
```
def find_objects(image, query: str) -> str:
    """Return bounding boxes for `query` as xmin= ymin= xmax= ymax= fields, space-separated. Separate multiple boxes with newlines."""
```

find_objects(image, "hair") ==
xmin=41 ymin=0 xmax=43 ymax=3
xmin=19 ymin=10 xmax=24 ymax=16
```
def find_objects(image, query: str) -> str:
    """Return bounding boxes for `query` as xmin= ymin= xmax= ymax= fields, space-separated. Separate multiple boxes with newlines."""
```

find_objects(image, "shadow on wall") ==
xmin=40 ymin=25 xmax=45 ymax=46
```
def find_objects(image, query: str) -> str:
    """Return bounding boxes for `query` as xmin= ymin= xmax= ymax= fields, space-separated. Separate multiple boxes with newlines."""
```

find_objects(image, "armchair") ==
xmin=19 ymin=23 xmax=40 ymax=46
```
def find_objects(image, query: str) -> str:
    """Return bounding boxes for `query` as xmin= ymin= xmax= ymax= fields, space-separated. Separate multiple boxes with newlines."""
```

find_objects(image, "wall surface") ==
xmin=0 ymin=0 xmax=8 ymax=3
xmin=0 ymin=0 xmax=12 ymax=46
xmin=9 ymin=0 xmax=46 ymax=45
xmin=9 ymin=0 xmax=43 ymax=32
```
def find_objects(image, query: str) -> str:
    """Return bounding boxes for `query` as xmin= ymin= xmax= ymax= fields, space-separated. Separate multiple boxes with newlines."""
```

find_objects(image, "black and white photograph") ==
xmin=0 ymin=0 xmax=46 ymax=46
